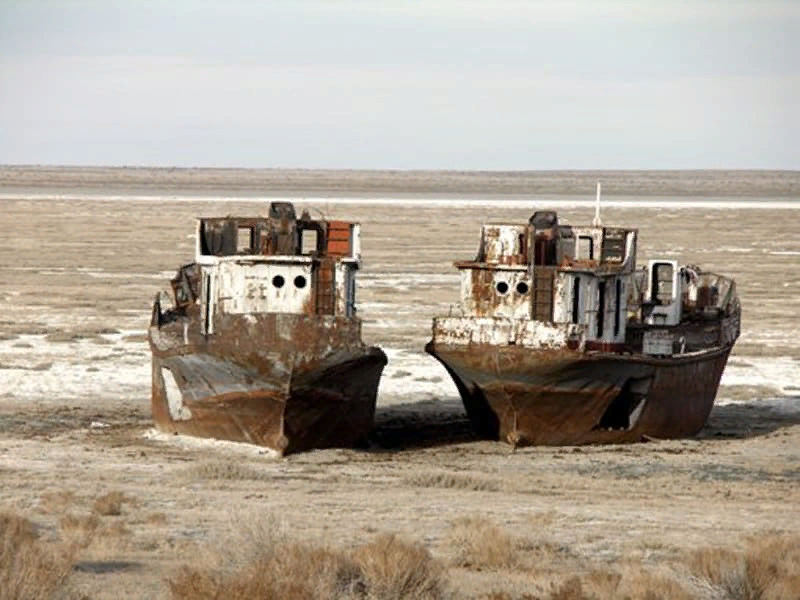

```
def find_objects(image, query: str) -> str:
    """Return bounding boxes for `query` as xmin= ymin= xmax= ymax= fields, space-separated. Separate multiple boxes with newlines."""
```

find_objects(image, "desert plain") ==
xmin=0 ymin=168 xmax=799 ymax=599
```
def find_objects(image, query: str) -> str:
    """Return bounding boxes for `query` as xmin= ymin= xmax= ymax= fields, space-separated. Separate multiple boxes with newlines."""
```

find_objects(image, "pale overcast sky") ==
xmin=1 ymin=1 xmax=797 ymax=169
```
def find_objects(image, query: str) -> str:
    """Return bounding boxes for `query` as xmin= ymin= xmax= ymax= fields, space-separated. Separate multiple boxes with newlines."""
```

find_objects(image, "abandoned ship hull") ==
xmin=425 ymin=341 xmax=732 ymax=446
xmin=151 ymin=347 xmax=387 ymax=455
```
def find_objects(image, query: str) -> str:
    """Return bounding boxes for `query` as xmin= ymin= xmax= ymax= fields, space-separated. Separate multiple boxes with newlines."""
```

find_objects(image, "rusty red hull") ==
xmin=149 ymin=312 xmax=387 ymax=455
xmin=425 ymin=341 xmax=732 ymax=446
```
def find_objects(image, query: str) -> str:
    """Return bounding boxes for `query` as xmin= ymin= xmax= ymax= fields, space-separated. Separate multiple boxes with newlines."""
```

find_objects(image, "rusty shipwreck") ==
xmin=148 ymin=202 xmax=387 ymax=455
xmin=426 ymin=207 xmax=740 ymax=446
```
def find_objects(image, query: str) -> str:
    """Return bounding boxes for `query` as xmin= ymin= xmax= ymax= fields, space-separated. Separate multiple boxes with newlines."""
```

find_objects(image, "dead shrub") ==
xmin=447 ymin=516 xmax=520 ymax=570
xmin=185 ymin=460 xmax=271 ymax=482
xmin=547 ymin=577 xmax=591 ymax=600
xmin=59 ymin=513 xmax=100 ymax=549
xmin=168 ymin=542 xmax=360 ymax=600
xmin=685 ymin=534 xmax=800 ymax=600
xmin=353 ymin=533 xmax=448 ymax=599
xmin=405 ymin=472 xmax=499 ymax=492
xmin=92 ymin=490 xmax=127 ymax=516
xmin=168 ymin=518 xmax=451 ymax=600
xmin=146 ymin=511 xmax=168 ymax=525
xmin=0 ymin=511 xmax=76 ymax=600
xmin=38 ymin=490 xmax=77 ymax=515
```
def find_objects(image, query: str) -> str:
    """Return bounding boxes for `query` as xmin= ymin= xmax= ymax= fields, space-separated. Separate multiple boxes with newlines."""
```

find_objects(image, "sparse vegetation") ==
xmin=168 ymin=520 xmax=450 ymax=600
xmin=184 ymin=460 xmax=272 ymax=482
xmin=0 ymin=511 xmax=77 ymax=600
xmin=405 ymin=471 xmax=500 ymax=492
xmin=446 ymin=516 xmax=523 ymax=570
xmin=92 ymin=490 xmax=128 ymax=516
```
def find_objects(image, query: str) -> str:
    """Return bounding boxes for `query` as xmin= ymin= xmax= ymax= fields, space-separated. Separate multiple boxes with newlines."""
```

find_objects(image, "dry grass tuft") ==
xmin=0 ymin=511 xmax=77 ymax=600
xmin=146 ymin=511 xmax=168 ymax=525
xmin=685 ymin=534 xmax=800 ymax=600
xmin=446 ymin=516 xmax=521 ymax=571
xmin=168 ymin=519 xmax=450 ymax=600
xmin=405 ymin=471 xmax=500 ymax=492
xmin=92 ymin=490 xmax=127 ymax=516
xmin=59 ymin=513 xmax=100 ymax=549
xmin=185 ymin=460 xmax=272 ymax=482
xmin=38 ymin=490 xmax=77 ymax=515
xmin=353 ymin=533 xmax=448 ymax=600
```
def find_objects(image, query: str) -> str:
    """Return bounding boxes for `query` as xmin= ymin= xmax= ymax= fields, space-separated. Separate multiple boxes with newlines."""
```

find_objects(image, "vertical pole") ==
xmin=593 ymin=181 xmax=602 ymax=227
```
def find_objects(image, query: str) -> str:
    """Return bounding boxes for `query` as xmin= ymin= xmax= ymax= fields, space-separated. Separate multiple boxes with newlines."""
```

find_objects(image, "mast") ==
xmin=593 ymin=181 xmax=603 ymax=227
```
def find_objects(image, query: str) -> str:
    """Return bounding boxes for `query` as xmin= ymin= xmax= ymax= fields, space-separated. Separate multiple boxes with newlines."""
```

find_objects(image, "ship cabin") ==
xmin=167 ymin=202 xmax=361 ymax=333
xmin=451 ymin=210 xmax=740 ymax=355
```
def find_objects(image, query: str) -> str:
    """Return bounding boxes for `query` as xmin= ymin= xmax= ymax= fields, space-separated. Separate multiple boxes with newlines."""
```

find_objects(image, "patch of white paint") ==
xmin=162 ymin=368 xmax=192 ymax=421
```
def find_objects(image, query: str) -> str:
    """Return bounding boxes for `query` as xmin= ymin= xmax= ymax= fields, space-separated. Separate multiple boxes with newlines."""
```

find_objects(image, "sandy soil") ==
xmin=0 ymin=173 xmax=799 ymax=598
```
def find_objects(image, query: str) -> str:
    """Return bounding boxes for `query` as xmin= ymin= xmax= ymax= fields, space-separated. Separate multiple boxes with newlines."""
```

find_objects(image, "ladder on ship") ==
xmin=530 ymin=266 xmax=555 ymax=322
xmin=315 ymin=258 xmax=336 ymax=315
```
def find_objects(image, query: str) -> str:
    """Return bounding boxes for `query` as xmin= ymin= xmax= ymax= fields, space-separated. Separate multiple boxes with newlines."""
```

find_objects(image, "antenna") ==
xmin=593 ymin=181 xmax=602 ymax=226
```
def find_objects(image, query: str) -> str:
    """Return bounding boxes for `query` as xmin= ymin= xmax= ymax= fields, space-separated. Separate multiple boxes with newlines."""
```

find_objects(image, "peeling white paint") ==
xmin=162 ymin=368 xmax=192 ymax=421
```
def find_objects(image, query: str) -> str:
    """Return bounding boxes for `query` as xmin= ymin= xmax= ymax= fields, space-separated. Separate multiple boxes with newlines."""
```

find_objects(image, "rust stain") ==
xmin=148 ymin=202 xmax=386 ymax=456
xmin=429 ymin=208 xmax=741 ymax=447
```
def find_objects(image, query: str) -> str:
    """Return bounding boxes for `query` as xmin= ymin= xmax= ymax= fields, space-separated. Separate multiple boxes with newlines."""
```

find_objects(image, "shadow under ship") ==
xmin=148 ymin=202 xmax=387 ymax=455
xmin=426 ymin=208 xmax=740 ymax=446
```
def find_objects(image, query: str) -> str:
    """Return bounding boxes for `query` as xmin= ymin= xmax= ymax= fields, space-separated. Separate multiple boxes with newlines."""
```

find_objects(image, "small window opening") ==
xmin=572 ymin=277 xmax=581 ymax=324
xmin=294 ymin=275 xmax=307 ymax=289
xmin=597 ymin=281 xmax=606 ymax=338
xmin=301 ymin=229 xmax=318 ymax=255
xmin=237 ymin=227 xmax=253 ymax=253
xmin=593 ymin=379 xmax=644 ymax=431
xmin=272 ymin=275 xmax=285 ymax=288
xmin=614 ymin=279 xmax=622 ymax=336
xmin=577 ymin=236 xmax=594 ymax=260
xmin=652 ymin=263 xmax=674 ymax=305
xmin=496 ymin=281 xmax=509 ymax=294
xmin=516 ymin=281 xmax=529 ymax=295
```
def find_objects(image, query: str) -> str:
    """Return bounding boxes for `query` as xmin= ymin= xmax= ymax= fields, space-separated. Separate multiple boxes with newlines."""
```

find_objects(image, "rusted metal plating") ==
xmin=148 ymin=202 xmax=386 ymax=455
xmin=427 ymin=210 xmax=740 ymax=446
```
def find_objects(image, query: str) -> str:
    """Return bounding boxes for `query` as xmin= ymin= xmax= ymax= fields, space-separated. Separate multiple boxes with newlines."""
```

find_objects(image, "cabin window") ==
xmin=294 ymin=275 xmax=307 ymax=289
xmin=652 ymin=263 xmax=674 ymax=305
xmin=571 ymin=277 xmax=580 ymax=324
xmin=597 ymin=281 xmax=606 ymax=337
xmin=237 ymin=227 xmax=253 ymax=253
xmin=577 ymin=236 xmax=594 ymax=260
xmin=516 ymin=281 xmax=529 ymax=295
xmin=203 ymin=274 xmax=213 ymax=334
xmin=272 ymin=275 xmax=285 ymax=288
xmin=614 ymin=279 xmax=622 ymax=336
xmin=301 ymin=229 xmax=318 ymax=255
xmin=496 ymin=281 xmax=509 ymax=295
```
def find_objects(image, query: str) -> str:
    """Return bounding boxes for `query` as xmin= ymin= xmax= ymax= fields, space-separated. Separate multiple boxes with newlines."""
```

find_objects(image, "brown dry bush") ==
xmin=185 ymin=460 xmax=272 ymax=482
xmin=353 ymin=533 xmax=448 ymax=600
xmin=92 ymin=490 xmax=127 ymax=516
xmin=405 ymin=471 xmax=500 ymax=492
xmin=39 ymin=490 xmax=77 ymax=515
xmin=447 ymin=516 xmax=521 ymax=571
xmin=685 ymin=534 xmax=800 ymax=600
xmin=0 ymin=511 xmax=77 ymax=600
xmin=145 ymin=511 xmax=168 ymax=525
xmin=168 ymin=528 xmax=450 ymax=600
xmin=59 ymin=513 xmax=100 ymax=549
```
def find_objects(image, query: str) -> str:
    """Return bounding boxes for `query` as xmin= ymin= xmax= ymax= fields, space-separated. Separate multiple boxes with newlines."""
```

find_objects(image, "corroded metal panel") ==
xmin=429 ymin=208 xmax=740 ymax=448
xmin=432 ymin=316 xmax=585 ymax=350
xmin=149 ymin=202 xmax=386 ymax=455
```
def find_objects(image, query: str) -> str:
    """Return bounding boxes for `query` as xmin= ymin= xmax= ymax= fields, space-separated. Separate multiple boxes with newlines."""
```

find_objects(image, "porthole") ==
xmin=516 ymin=281 xmax=529 ymax=295
xmin=272 ymin=275 xmax=285 ymax=288
xmin=294 ymin=275 xmax=307 ymax=289
xmin=496 ymin=281 xmax=509 ymax=294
